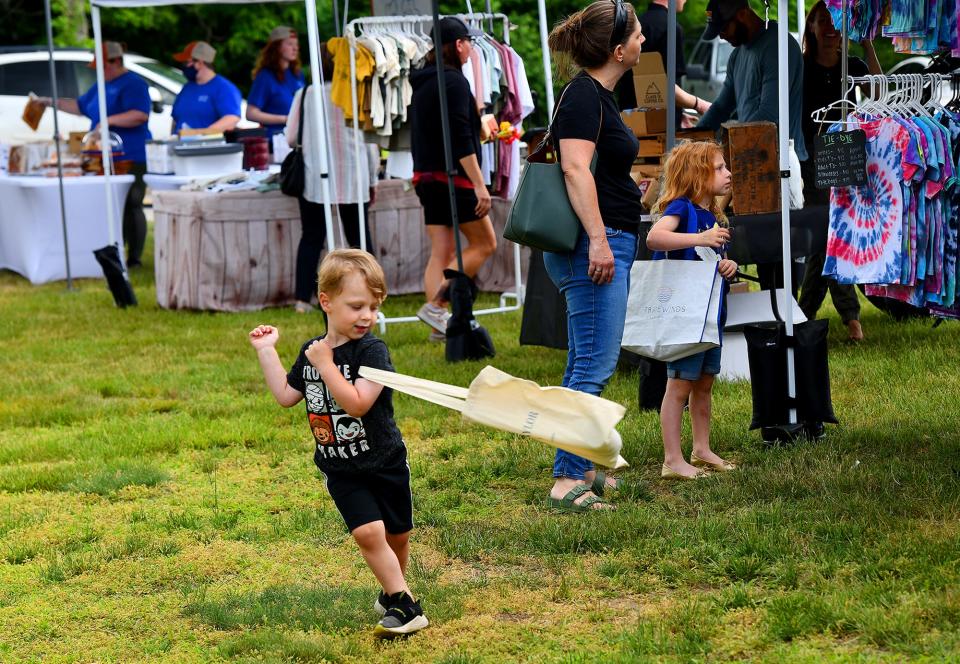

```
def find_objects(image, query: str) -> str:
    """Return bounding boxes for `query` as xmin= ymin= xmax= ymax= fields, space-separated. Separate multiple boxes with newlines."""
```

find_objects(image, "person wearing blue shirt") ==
xmin=171 ymin=41 xmax=242 ymax=133
xmin=42 ymin=41 xmax=151 ymax=267
xmin=246 ymin=26 xmax=305 ymax=137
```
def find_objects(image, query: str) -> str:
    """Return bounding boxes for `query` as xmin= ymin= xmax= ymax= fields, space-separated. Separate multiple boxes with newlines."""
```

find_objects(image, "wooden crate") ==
xmin=721 ymin=121 xmax=780 ymax=215
xmin=637 ymin=135 xmax=666 ymax=159
xmin=154 ymin=183 xmax=529 ymax=311
xmin=153 ymin=190 xmax=302 ymax=311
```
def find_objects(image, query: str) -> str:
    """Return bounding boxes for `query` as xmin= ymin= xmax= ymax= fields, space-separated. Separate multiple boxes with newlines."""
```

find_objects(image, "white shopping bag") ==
xmin=621 ymin=259 xmax=724 ymax=362
xmin=359 ymin=365 xmax=628 ymax=468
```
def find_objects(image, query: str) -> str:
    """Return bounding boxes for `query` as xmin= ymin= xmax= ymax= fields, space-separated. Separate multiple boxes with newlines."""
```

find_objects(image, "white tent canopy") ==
xmin=88 ymin=0 xmax=338 ymax=259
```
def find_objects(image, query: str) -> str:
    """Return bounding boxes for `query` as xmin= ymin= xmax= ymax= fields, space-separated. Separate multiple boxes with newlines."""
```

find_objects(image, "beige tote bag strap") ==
xmin=358 ymin=366 xmax=469 ymax=412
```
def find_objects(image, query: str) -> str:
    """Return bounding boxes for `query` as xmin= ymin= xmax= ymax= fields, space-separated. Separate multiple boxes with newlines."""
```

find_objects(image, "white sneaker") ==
xmin=416 ymin=303 xmax=450 ymax=333
xmin=428 ymin=330 xmax=446 ymax=344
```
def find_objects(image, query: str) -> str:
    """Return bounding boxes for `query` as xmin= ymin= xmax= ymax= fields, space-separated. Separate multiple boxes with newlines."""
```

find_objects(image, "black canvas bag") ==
xmin=280 ymin=86 xmax=307 ymax=197
xmin=743 ymin=288 xmax=838 ymax=431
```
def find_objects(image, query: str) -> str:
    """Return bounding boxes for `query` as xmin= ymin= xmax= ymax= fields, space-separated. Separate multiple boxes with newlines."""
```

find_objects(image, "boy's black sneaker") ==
xmin=373 ymin=589 xmax=390 ymax=617
xmin=373 ymin=592 xmax=428 ymax=638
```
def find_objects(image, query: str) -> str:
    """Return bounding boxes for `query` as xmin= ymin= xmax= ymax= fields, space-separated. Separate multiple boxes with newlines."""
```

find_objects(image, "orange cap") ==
xmin=172 ymin=41 xmax=217 ymax=64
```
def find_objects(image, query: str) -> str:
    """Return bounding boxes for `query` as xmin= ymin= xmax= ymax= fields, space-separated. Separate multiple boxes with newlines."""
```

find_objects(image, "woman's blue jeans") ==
xmin=543 ymin=227 xmax=638 ymax=480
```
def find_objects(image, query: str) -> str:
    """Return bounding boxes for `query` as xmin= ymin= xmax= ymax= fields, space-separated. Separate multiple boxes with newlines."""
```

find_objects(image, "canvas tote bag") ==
xmin=359 ymin=365 xmax=628 ymax=468
xmin=621 ymin=259 xmax=724 ymax=362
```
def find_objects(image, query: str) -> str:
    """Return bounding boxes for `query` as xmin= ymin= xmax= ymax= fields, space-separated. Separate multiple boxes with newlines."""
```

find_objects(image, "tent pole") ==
xmin=332 ymin=0 xmax=340 ymax=37
xmin=45 ymin=0 xmax=73 ymax=291
xmin=347 ymin=27 xmax=367 ymax=252
xmin=841 ymin=0 xmax=848 ymax=118
xmin=777 ymin=0 xmax=797 ymax=425
xmin=666 ymin=0 xmax=676 ymax=150
xmin=536 ymin=0 xmax=554 ymax=116
xmin=431 ymin=0 xmax=465 ymax=275
xmin=304 ymin=0 xmax=338 ymax=252
xmin=90 ymin=6 xmax=121 ymax=258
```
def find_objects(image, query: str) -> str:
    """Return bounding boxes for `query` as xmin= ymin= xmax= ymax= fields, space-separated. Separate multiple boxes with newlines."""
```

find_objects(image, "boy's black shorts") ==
xmin=322 ymin=462 xmax=413 ymax=534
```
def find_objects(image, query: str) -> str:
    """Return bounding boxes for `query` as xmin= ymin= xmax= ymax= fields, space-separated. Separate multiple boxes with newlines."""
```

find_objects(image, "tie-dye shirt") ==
xmin=866 ymin=115 xmax=960 ymax=307
xmin=825 ymin=118 xmax=923 ymax=284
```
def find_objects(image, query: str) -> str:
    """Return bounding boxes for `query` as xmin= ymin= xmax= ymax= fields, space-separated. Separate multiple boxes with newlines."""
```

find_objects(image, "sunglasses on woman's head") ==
xmin=609 ymin=0 xmax=628 ymax=47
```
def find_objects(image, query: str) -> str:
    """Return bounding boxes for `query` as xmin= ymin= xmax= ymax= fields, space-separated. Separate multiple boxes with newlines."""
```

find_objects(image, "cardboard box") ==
xmin=632 ymin=163 xmax=662 ymax=179
xmin=68 ymin=132 xmax=86 ymax=155
xmin=631 ymin=53 xmax=667 ymax=109
xmin=676 ymin=128 xmax=718 ymax=143
xmin=621 ymin=108 xmax=667 ymax=137
xmin=721 ymin=121 xmax=780 ymax=215
xmin=637 ymin=135 xmax=666 ymax=159
xmin=636 ymin=177 xmax=656 ymax=199
xmin=631 ymin=163 xmax=662 ymax=183
xmin=641 ymin=177 xmax=661 ymax=210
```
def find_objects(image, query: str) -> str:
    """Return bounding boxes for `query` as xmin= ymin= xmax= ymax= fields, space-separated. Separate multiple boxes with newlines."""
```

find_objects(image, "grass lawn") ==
xmin=1 ymin=228 xmax=959 ymax=663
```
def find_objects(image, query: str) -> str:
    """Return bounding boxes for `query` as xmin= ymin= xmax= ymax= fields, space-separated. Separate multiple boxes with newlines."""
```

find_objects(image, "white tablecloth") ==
xmin=0 ymin=175 xmax=132 ymax=284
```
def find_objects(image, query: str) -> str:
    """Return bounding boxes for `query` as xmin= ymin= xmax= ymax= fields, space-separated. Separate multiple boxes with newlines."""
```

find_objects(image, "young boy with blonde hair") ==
xmin=248 ymin=249 xmax=427 ymax=638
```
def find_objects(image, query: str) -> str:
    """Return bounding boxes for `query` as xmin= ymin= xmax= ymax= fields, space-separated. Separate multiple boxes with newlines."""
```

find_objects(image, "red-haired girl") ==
xmin=647 ymin=141 xmax=739 ymax=480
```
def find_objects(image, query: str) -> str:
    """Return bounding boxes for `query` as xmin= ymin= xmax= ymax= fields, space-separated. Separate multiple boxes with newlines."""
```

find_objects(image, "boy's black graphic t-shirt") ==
xmin=286 ymin=333 xmax=406 ymax=473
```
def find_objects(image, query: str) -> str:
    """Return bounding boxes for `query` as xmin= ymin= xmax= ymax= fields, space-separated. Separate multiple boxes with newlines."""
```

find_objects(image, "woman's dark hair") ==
xmin=802 ymin=0 xmax=830 ymax=62
xmin=548 ymin=0 xmax=637 ymax=76
xmin=252 ymin=38 xmax=302 ymax=82
xmin=425 ymin=42 xmax=462 ymax=69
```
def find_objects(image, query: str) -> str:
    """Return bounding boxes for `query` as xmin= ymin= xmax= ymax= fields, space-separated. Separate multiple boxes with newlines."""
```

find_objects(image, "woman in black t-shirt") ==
xmin=544 ymin=0 xmax=645 ymax=513
xmin=799 ymin=0 xmax=881 ymax=342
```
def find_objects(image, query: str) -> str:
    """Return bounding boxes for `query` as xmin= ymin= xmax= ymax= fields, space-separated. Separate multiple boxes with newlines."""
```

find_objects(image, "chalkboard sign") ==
xmin=814 ymin=130 xmax=867 ymax=189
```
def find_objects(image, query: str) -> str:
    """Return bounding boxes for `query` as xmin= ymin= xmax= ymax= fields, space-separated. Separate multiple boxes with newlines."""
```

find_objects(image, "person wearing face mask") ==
xmin=170 ymin=41 xmax=242 ymax=133
xmin=39 ymin=41 xmax=151 ymax=267
xmin=246 ymin=26 xmax=305 ymax=137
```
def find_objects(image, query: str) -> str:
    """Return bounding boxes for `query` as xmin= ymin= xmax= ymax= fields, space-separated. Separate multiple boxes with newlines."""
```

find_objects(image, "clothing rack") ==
xmin=344 ymin=13 xmax=524 ymax=333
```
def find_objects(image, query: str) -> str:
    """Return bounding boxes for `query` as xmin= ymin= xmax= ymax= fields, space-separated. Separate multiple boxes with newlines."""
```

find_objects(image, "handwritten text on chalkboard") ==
xmin=815 ymin=130 xmax=867 ymax=189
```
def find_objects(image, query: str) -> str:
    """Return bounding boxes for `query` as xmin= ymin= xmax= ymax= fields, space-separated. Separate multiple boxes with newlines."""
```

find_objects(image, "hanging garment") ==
xmin=328 ymin=37 xmax=375 ymax=123
xmin=825 ymin=117 xmax=921 ymax=285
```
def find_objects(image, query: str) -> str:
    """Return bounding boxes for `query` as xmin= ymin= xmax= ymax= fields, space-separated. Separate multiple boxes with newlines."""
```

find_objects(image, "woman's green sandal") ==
xmin=591 ymin=471 xmax=624 ymax=497
xmin=546 ymin=484 xmax=612 ymax=513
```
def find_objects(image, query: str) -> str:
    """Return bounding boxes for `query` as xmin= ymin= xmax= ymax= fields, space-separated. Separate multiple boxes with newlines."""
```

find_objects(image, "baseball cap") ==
xmin=269 ymin=26 xmax=297 ymax=43
xmin=87 ymin=41 xmax=124 ymax=68
xmin=172 ymin=41 xmax=217 ymax=64
xmin=702 ymin=0 xmax=749 ymax=40
xmin=438 ymin=17 xmax=482 ymax=45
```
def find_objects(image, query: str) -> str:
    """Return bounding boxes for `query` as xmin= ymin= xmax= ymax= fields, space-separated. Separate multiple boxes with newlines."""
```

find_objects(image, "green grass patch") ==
xmin=0 ymin=225 xmax=959 ymax=660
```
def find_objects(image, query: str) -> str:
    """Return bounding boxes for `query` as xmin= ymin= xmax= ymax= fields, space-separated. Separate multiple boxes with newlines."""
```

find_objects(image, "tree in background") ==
xmin=3 ymin=0 xmax=913 ymax=128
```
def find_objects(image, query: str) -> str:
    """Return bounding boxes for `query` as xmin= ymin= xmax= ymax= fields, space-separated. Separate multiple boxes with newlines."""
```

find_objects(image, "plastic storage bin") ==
xmin=172 ymin=143 xmax=243 ymax=177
